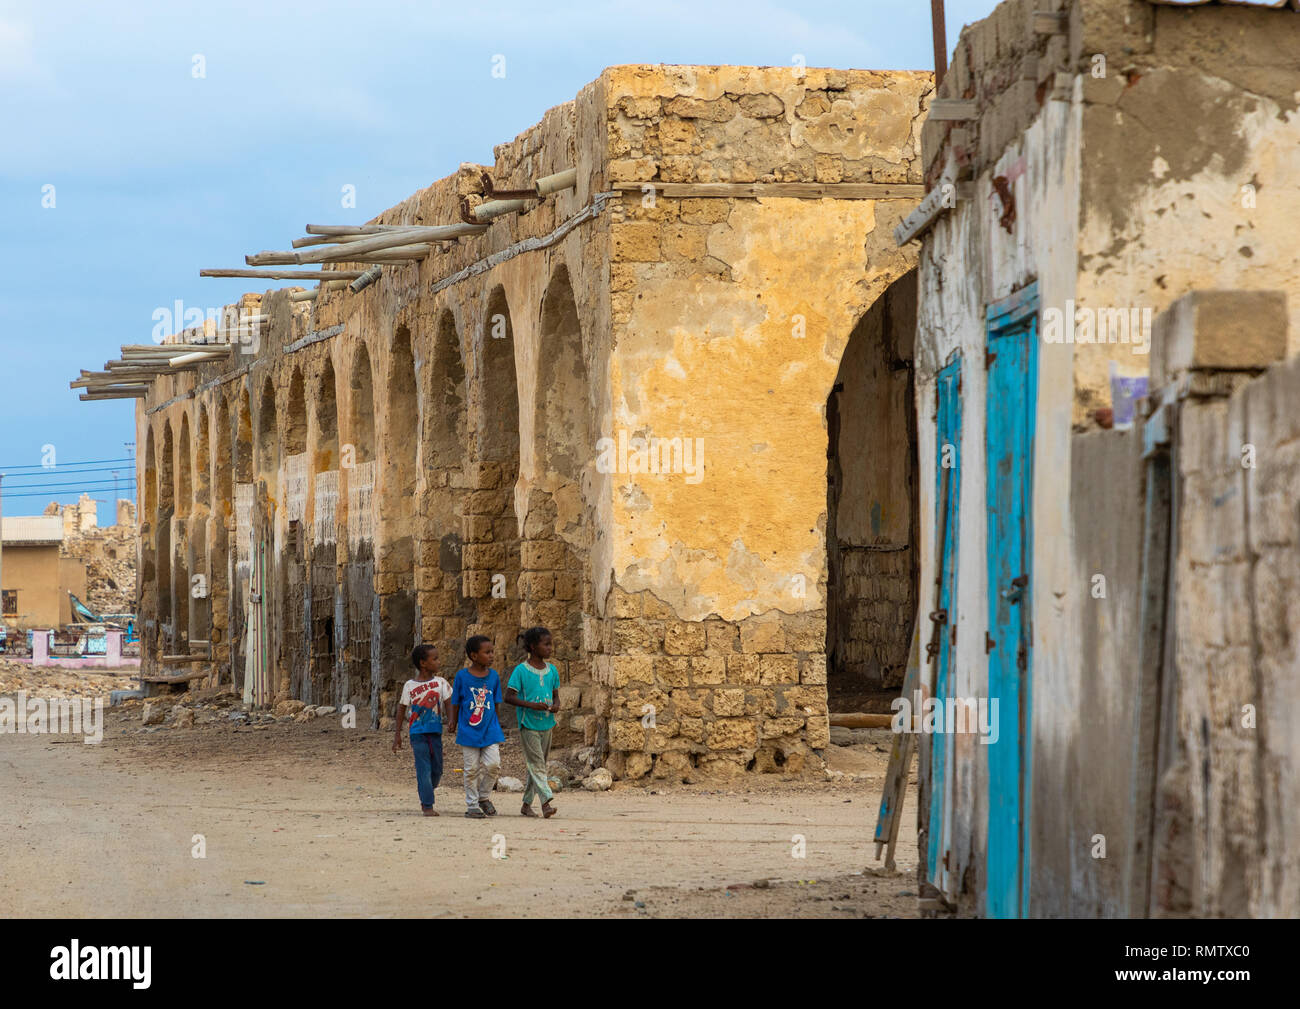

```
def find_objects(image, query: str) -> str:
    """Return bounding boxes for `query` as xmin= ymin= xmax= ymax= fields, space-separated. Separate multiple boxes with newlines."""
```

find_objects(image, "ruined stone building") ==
xmin=107 ymin=65 xmax=934 ymax=780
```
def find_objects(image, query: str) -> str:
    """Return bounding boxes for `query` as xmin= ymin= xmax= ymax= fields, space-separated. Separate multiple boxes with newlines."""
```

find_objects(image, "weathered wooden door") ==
xmin=929 ymin=353 xmax=962 ymax=897
xmin=984 ymin=283 xmax=1038 ymax=918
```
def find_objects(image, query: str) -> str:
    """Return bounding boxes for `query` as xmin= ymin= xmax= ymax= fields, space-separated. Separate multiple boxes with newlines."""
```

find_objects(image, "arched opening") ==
xmin=349 ymin=343 xmax=376 ymax=465
xmin=141 ymin=426 xmax=158 ymax=661
xmin=309 ymin=358 xmax=340 ymax=705
xmin=428 ymin=309 xmax=466 ymax=467
xmin=376 ymin=325 xmax=421 ymax=723
xmin=211 ymin=396 xmax=232 ymax=676
xmin=256 ymin=377 xmax=279 ymax=481
xmin=527 ymin=263 xmax=592 ymax=740
xmin=419 ymin=307 xmax=471 ymax=675
xmin=143 ymin=427 xmax=158 ymax=523
xmin=471 ymin=285 xmax=522 ymax=671
xmin=342 ymin=342 xmax=377 ymax=708
xmin=158 ymin=420 xmax=175 ymax=653
xmin=231 ymin=385 xmax=254 ymax=691
xmin=480 ymin=287 xmax=519 ymax=471
xmin=177 ymin=413 xmax=192 ymax=519
xmin=215 ymin=397 xmax=232 ymax=514
xmin=284 ymin=367 xmax=310 ymax=698
xmin=384 ymin=326 xmax=419 ymax=520
xmin=825 ymin=268 xmax=919 ymax=711
xmin=174 ymin=414 xmax=192 ymax=649
xmin=195 ymin=406 xmax=211 ymax=507
xmin=235 ymin=386 xmax=253 ymax=484
xmin=315 ymin=359 xmax=339 ymax=472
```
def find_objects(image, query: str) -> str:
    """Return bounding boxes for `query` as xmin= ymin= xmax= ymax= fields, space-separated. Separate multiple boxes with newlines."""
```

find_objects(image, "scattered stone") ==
xmin=314 ymin=705 xmax=337 ymax=717
xmin=582 ymin=768 xmax=613 ymax=792
xmin=141 ymin=701 xmax=165 ymax=726
xmin=172 ymin=708 xmax=196 ymax=729
xmin=273 ymin=699 xmax=307 ymax=717
xmin=294 ymin=708 xmax=318 ymax=723
xmin=496 ymin=776 xmax=524 ymax=793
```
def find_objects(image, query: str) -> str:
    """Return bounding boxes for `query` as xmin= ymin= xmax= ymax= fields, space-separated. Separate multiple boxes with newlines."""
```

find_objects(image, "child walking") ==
xmin=392 ymin=643 xmax=452 ymax=816
xmin=447 ymin=635 xmax=505 ymax=819
xmin=505 ymin=626 xmax=561 ymax=819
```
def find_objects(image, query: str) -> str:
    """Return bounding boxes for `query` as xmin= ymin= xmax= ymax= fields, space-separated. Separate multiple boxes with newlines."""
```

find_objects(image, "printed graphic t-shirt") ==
xmin=507 ymin=661 xmax=560 ymax=731
xmin=451 ymin=668 xmax=505 ymax=748
xmin=400 ymin=676 xmax=451 ymax=734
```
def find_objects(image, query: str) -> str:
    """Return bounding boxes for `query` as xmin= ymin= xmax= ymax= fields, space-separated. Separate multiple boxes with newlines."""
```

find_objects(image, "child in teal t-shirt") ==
xmin=505 ymin=626 xmax=562 ymax=818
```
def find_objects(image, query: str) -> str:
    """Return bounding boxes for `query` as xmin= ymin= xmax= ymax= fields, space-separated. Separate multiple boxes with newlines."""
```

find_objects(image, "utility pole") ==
xmin=931 ymin=0 xmax=948 ymax=88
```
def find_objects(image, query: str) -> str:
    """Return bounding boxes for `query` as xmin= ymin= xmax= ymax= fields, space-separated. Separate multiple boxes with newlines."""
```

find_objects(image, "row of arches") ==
xmin=140 ymin=263 xmax=596 ymax=740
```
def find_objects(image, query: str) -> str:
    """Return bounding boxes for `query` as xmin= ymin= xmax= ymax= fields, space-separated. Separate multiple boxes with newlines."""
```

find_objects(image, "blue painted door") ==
xmin=984 ymin=284 xmax=1038 ymax=918
xmin=929 ymin=354 xmax=962 ymax=895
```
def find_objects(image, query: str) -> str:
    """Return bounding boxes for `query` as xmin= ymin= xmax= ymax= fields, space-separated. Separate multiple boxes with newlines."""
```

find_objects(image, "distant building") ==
xmin=0 ymin=516 xmax=86 ymax=630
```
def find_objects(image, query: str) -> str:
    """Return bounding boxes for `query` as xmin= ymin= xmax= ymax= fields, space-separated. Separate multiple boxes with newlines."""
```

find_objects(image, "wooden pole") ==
xmin=304 ymin=223 xmax=433 ymax=236
xmin=247 ymin=243 xmax=433 ymax=266
xmin=200 ymin=268 xmax=365 ymax=280
xmin=169 ymin=350 xmax=229 ymax=366
xmin=931 ymin=0 xmax=948 ymax=88
xmin=246 ymin=225 xmax=483 ymax=266
xmin=468 ymin=198 xmax=530 ymax=224
xmin=536 ymin=167 xmax=578 ymax=197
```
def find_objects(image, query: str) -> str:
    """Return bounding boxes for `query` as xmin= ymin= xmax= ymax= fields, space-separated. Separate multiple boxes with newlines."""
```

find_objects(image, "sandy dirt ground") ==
xmin=0 ymin=668 xmax=920 ymax=918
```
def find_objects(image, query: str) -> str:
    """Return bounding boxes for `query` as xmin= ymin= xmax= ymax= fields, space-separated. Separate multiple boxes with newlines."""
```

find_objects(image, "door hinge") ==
xmin=985 ymin=631 xmax=995 ymax=653
xmin=985 ymin=348 xmax=997 ymax=369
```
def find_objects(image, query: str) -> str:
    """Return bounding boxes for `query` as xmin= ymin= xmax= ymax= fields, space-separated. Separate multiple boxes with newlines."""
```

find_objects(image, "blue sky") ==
xmin=0 ymin=0 xmax=1000 ymax=522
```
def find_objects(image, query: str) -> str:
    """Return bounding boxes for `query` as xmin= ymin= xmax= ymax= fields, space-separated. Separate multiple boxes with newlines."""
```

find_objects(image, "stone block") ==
xmin=707 ymin=717 xmax=757 ymax=750
xmin=712 ymin=688 xmax=746 ymax=717
xmin=726 ymin=653 xmax=761 ymax=685
xmin=1151 ymin=291 xmax=1288 ymax=389
xmin=624 ymin=751 xmax=653 ymax=779
xmin=664 ymin=621 xmax=707 ymax=655
xmin=611 ymin=221 xmax=663 ymax=262
xmin=759 ymin=653 xmax=799 ymax=685
xmin=611 ymin=654 xmax=654 ymax=687
xmin=690 ymin=655 xmax=726 ymax=685
xmin=609 ymin=719 xmax=646 ymax=751
xmin=800 ymin=654 xmax=828 ymax=685
xmin=521 ymin=540 xmax=566 ymax=570
xmin=670 ymin=689 xmax=706 ymax=719
xmin=656 ymin=656 xmax=691 ymax=688
xmin=739 ymin=613 xmax=787 ymax=653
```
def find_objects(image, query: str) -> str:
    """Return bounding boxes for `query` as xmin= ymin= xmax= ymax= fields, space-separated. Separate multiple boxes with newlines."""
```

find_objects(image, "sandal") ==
xmin=520 ymin=802 xmax=538 ymax=817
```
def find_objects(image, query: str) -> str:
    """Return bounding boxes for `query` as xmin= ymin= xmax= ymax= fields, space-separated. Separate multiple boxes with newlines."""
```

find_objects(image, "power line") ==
xmin=0 ymin=478 xmax=137 ymax=492
xmin=2 ymin=481 xmax=136 ymax=498
xmin=1 ymin=465 xmax=142 ymax=481
xmin=0 ymin=456 xmax=135 ymax=471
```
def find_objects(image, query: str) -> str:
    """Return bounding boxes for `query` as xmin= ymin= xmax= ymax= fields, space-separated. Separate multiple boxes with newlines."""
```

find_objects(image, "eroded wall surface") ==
xmin=596 ymin=66 xmax=929 ymax=779
xmin=915 ymin=0 xmax=1300 ymax=915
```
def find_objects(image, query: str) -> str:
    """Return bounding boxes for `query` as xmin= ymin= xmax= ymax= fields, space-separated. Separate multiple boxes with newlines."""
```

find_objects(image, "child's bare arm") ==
xmin=392 ymin=705 xmax=407 ymax=751
xmin=446 ymin=703 xmax=458 ymax=734
xmin=504 ymin=687 xmax=550 ymax=711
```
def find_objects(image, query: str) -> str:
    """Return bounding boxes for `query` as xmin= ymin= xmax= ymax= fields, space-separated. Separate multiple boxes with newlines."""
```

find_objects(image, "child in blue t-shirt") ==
xmin=392 ymin=643 xmax=452 ymax=816
xmin=447 ymin=635 xmax=505 ymax=819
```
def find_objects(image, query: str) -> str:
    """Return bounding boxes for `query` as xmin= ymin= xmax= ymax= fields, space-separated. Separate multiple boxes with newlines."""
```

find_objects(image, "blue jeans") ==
xmin=411 ymin=732 xmax=444 ymax=808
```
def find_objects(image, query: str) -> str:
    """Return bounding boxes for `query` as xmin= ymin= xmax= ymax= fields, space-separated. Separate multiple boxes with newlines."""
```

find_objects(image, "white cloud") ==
xmin=0 ymin=17 xmax=44 ymax=84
